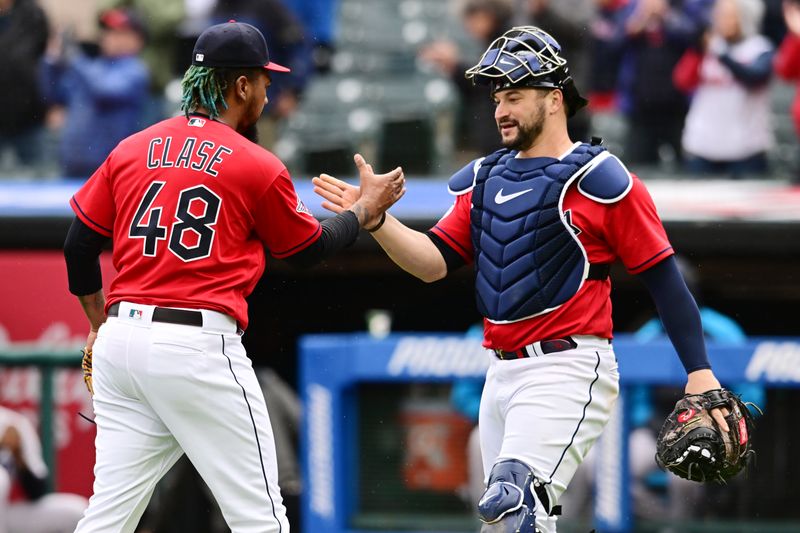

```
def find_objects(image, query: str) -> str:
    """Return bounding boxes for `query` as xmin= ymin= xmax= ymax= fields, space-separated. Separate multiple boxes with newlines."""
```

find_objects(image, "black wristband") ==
xmin=365 ymin=212 xmax=386 ymax=233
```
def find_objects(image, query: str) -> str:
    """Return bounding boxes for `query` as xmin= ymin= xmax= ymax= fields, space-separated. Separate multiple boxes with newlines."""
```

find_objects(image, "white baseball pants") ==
xmin=75 ymin=302 xmax=289 ymax=533
xmin=479 ymin=335 xmax=620 ymax=533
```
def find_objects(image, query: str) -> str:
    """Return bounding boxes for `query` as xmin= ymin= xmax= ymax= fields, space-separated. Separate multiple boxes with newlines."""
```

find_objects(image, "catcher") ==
xmin=657 ymin=388 xmax=759 ymax=483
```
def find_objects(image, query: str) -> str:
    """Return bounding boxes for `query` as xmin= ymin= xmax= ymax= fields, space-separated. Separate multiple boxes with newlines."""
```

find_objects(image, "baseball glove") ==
xmin=655 ymin=388 xmax=759 ymax=483
xmin=81 ymin=348 xmax=94 ymax=396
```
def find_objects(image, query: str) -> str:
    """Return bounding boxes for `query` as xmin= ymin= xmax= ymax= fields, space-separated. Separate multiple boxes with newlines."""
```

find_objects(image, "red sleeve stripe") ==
xmin=629 ymin=246 xmax=674 ymax=273
xmin=270 ymin=223 xmax=323 ymax=259
xmin=431 ymin=225 xmax=471 ymax=259
xmin=70 ymin=196 xmax=113 ymax=237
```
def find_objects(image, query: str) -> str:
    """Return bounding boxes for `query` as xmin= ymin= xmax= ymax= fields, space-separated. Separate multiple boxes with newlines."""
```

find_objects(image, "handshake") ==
xmin=312 ymin=154 xmax=405 ymax=233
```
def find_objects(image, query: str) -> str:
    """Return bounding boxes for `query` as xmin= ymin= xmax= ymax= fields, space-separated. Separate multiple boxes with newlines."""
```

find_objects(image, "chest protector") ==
xmin=462 ymin=142 xmax=629 ymax=323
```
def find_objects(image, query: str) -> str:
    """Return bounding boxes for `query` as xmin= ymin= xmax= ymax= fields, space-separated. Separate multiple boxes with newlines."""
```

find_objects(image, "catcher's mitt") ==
xmin=656 ymin=388 xmax=759 ymax=483
xmin=81 ymin=348 xmax=94 ymax=396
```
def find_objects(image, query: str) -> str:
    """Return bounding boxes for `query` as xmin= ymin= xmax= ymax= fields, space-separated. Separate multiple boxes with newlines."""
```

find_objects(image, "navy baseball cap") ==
xmin=192 ymin=20 xmax=290 ymax=73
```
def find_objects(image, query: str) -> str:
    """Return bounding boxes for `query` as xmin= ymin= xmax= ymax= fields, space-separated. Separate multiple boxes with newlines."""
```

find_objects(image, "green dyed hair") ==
xmin=180 ymin=65 xmax=260 ymax=119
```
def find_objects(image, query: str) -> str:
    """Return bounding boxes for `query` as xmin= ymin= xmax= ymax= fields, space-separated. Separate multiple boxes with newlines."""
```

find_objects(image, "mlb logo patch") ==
xmin=296 ymin=198 xmax=312 ymax=215
xmin=188 ymin=117 xmax=206 ymax=128
xmin=129 ymin=309 xmax=143 ymax=320
xmin=195 ymin=53 xmax=204 ymax=62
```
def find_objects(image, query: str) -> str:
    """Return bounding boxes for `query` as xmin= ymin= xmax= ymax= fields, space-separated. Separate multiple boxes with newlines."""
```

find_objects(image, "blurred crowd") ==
xmin=0 ymin=0 xmax=799 ymax=180
xmin=0 ymin=0 xmax=325 ymax=179
xmin=423 ymin=0 xmax=800 ymax=179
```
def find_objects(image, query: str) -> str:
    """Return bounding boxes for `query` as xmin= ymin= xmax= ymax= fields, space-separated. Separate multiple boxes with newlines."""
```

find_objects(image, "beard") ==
xmin=498 ymin=101 xmax=546 ymax=151
xmin=239 ymin=121 xmax=259 ymax=143
xmin=238 ymin=96 xmax=263 ymax=143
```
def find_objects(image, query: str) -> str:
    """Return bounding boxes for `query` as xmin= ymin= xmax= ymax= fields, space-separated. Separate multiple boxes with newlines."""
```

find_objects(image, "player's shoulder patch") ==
xmin=296 ymin=197 xmax=312 ymax=215
xmin=447 ymin=157 xmax=484 ymax=196
xmin=576 ymin=151 xmax=633 ymax=203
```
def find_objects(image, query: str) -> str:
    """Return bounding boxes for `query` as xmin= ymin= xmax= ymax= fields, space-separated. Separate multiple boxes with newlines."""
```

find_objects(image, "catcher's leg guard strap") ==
xmin=478 ymin=459 xmax=556 ymax=532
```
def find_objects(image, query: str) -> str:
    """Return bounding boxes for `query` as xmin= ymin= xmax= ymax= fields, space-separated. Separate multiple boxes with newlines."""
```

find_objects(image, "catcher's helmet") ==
xmin=465 ymin=26 xmax=588 ymax=117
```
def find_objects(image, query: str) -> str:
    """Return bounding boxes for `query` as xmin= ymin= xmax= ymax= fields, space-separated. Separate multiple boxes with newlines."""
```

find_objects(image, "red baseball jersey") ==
xmin=71 ymin=115 xmax=321 ymax=329
xmin=430 ymin=173 xmax=673 ymax=351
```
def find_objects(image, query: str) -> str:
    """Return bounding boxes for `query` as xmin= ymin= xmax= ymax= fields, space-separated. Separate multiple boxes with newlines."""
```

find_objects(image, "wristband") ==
xmin=365 ymin=212 xmax=386 ymax=233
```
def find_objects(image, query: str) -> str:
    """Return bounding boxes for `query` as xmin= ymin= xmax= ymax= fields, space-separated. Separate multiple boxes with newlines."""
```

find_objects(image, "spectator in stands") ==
xmin=37 ymin=1 xmax=104 ymax=175
xmin=104 ymin=0 xmax=184 ymax=114
xmin=40 ymin=7 xmax=150 ymax=178
xmin=283 ymin=0 xmax=339 ymax=72
xmin=674 ymin=0 xmax=774 ymax=177
xmin=38 ymin=0 xmax=101 ymax=48
xmin=0 ymin=405 xmax=88 ymax=533
xmin=418 ymin=0 xmax=512 ymax=159
xmin=763 ymin=0 xmax=790 ymax=44
xmin=775 ymin=0 xmax=800 ymax=181
xmin=619 ymin=0 xmax=713 ymax=167
xmin=587 ymin=0 xmax=637 ymax=112
xmin=0 ymin=0 xmax=49 ymax=176
xmin=524 ymin=0 xmax=594 ymax=141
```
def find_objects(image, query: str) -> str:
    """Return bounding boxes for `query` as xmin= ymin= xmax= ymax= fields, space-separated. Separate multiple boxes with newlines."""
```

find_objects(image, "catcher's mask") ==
xmin=465 ymin=26 xmax=588 ymax=117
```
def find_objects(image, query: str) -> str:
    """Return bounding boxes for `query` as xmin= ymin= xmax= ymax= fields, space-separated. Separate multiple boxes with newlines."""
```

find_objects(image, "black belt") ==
xmin=494 ymin=336 xmax=578 ymax=360
xmin=587 ymin=263 xmax=611 ymax=280
xmin=108 ymin=303 xmax=203 ymax=327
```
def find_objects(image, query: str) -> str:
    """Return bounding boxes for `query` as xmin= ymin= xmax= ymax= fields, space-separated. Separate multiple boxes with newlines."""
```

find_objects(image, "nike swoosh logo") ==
xmin=495 ymin=188 xmax=533 ymax=204
xmin=498 ymin=57 xmax=517 ymax=66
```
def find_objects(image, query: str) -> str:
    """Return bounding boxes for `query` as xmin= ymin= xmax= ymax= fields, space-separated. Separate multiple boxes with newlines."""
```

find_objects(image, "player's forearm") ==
xmin=77 ymin=290 xmax=107 ymax=333
xmin=638 ymin=256 xmax=711 ymax=373
xmin=370 ymin=215 xmax=447 ymax=283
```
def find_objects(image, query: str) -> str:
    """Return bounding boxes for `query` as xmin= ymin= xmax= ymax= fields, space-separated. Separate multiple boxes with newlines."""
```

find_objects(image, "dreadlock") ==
xmin=180 ymin=65 xmax=260 ymax=119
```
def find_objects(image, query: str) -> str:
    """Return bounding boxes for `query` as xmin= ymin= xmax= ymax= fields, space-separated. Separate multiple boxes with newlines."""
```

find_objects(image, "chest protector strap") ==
xmin=470 ymin=144 xmax=614 ymax=323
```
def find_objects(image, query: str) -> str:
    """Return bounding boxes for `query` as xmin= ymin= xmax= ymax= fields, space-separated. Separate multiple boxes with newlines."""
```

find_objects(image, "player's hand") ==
xmin=352 ymin=153 xmax=405 ymax=227
xmin=419 ymin=40 xmax=459 ymax=75
xmin=312 ymin=173 xmax=359 ymax=213
xmin=85 ymin=328 xmax=98 ymax=353
xmin=0 ymin=426 xmax=23 ymax=465
xmin=685 ymin=369 xmax=729 ymax=432
xmin=785 ymin=0 xmax=800 ymax=36
xmin=314 ymin=155 xmax=405 ymax=228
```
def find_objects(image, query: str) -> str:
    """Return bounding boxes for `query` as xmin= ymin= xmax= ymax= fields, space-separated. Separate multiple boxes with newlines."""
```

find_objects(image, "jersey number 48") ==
xmin=129 ymin=181 xmax=221 ymax=262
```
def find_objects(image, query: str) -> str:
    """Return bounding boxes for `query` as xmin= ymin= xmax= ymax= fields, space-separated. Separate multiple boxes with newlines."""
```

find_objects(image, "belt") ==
xmin=587 ymin=263 xmax=611 ymax=280
xmin=108 ymin=303 xmax=203 ymax=327
xmin=494 ymin=336 xmax=578 ymax=360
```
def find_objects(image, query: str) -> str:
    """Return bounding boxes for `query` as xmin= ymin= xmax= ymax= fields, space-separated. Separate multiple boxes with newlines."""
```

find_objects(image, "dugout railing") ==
xmin=0 ymin=348 xmax=82 ymax=491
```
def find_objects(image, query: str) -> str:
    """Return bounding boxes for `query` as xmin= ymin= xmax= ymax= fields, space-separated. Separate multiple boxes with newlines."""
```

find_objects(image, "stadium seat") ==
xmin=282 ymin=0 xmax=466 ymax=176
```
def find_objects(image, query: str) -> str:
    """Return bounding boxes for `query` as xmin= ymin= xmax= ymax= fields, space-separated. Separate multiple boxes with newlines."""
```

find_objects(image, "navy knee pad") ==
xmin=477 ymin=459 xmax=540 ymax=532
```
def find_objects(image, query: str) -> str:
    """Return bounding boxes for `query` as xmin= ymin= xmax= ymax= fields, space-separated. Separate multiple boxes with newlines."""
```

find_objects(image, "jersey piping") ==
xmin=484 ymin=152 xmax=600 ymax=325
xmin=71 ymin=197 xmax=112 ymax=236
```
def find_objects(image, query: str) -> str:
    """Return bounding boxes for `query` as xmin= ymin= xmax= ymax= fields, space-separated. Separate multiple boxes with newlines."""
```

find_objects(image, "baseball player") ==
xmin=313 ymin=26 xmax=729 ymax=532
xmin=63 ymin=21 xmax=404 ymax=533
